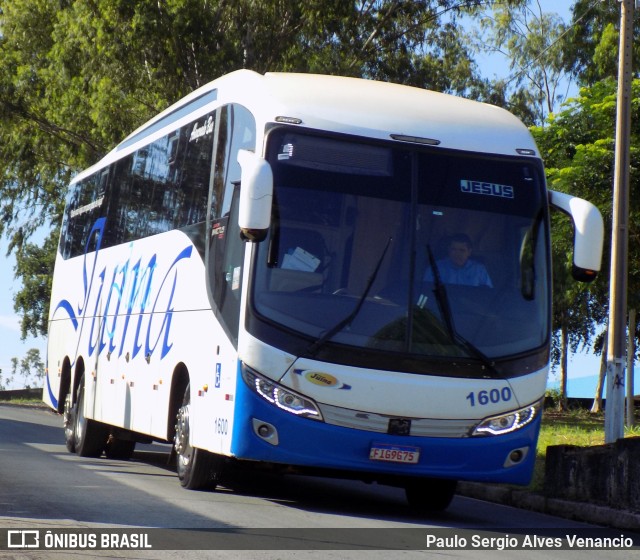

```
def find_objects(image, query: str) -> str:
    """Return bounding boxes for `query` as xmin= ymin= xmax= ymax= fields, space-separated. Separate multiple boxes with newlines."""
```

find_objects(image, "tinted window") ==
xmin=59 ymin=170 xmax=108 ymax=258
xmin=207 ymin=104 xmax=256 ymax=344
xmin=60 ymin=111 xmax=216 ymax=259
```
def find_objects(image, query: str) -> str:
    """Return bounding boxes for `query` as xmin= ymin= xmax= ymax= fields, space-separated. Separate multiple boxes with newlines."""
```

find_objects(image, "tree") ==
xmin=0 ymin=367 xmax=13 ymax=391
xmin=471 ymin=0 xmax=575 ymax=126
xmin=533 ymin=78 xmax=640 ymax=408
xmin=0 ymin=0 xmax=486 ymax=337
xmin=565 ymin=0 xmax=640 ymax=86
xmin=13 ymin=230 xmax=59 ymax=338
xmin=10 ymin=348 xmax=44 ymax=389
xmin=549 ymin=228 xmax=602 ymax=410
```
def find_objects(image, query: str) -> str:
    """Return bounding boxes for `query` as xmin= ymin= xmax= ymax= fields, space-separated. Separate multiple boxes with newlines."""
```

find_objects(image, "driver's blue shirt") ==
xmin=424 ymin=259 xmax=493 ymax=288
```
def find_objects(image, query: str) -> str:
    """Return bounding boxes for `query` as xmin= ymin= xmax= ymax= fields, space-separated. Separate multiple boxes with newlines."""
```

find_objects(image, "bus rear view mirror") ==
xmin=237 ymin=149 xmax=273 ymax=242
xmin=549 ymin=190 xmax=604 ymax=282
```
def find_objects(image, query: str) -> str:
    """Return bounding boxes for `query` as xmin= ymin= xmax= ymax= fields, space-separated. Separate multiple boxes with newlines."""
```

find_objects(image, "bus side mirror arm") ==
xmin=548 ymin=190 xmax=604 ymax=283
xmin=237 ymin=149 xmax=273 ymax=243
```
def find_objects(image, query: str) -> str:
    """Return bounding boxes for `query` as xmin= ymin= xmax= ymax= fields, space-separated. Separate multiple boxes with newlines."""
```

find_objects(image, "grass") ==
xmin=527 ymin=407 xmax=640 ymax=493
xmin=0 ymin=397 xmax=43 ymax=405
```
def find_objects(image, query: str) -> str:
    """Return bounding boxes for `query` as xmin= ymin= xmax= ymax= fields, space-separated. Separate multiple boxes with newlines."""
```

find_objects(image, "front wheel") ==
xmin=405 ymin=478 xmax=458 ymax=513
xmin=174 ymin=384 xmax=222 ymax=489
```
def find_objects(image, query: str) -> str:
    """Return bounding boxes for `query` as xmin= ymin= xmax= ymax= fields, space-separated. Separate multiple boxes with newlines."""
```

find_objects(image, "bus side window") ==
xmin=207 ymin=104 xmax=256 ymax=343
xmin=208 ymin=187 xmax=245 ymax=342
xmin=60 ymin=173 xmax=107 ymax=259
xmin=221 ymin=105 xmax=256 ymax=218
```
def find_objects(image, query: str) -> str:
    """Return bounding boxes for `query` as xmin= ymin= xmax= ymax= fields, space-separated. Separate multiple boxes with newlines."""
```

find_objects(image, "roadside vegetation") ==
xmin=0 ymin=387 xmax=43 ymax=405
xmin=528 ymin=400 xmax=640 ymax=493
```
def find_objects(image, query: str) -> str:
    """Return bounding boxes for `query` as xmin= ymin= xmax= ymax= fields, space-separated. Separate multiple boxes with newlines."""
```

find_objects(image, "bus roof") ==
xmin=77 ymin=70 xmax=539 ymax=183
xmin=258 ymin=72 xmax=538 ymax=157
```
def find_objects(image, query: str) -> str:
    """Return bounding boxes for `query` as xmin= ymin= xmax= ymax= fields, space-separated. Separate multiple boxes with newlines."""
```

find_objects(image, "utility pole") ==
xmin=605 ymin=0 xmax=634 ymax=443
xmin=627 ymin=309 xmax=636 ymax=427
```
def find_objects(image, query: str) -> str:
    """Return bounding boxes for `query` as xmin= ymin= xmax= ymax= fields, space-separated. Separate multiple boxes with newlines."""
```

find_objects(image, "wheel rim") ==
xmin=63 ymin=393 xmax=74 ymax=443
xmin=174 ymin=403 xmax=193 ymax=469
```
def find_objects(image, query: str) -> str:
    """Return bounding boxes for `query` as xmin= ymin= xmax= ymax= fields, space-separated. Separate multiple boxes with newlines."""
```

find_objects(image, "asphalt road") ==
xmin=0 ymin=404 xmax=636 ymax=560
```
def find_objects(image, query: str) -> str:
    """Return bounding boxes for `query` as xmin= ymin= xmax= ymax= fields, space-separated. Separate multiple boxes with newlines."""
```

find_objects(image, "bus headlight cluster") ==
xmin=471 ymin=400 xmax=542 ymax=436
xmin=242 ymin=364 xmax=323 ymax=421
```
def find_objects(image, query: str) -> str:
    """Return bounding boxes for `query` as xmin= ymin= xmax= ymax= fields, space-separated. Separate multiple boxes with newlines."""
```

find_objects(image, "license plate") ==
xmin=369 ymin=443 xmax=420 ymax=464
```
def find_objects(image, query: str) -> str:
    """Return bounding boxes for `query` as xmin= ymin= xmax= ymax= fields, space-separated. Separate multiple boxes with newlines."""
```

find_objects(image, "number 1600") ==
xmin=466 ymin=387 xmax=512 ymax=407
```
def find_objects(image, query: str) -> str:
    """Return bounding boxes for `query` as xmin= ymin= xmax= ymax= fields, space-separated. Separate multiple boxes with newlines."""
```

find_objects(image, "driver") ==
xmin=423 ymin=233 xmax=492 ymax=288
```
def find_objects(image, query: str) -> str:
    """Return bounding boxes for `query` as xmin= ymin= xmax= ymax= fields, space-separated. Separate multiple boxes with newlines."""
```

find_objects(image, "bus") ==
xmin=44 ymin=70 xmax=603 ymax=511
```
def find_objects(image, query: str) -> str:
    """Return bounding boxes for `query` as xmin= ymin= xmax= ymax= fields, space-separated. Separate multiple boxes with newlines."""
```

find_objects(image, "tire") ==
xmin=174 ymin=384 xmax=221 ymax=489
xmin=72 ymin=376 xmax=109 ymax=458
xmin=104 ymin=436 xmax=136 ymax=460
xmin=405 ymin=478 xmax=458 ymax=513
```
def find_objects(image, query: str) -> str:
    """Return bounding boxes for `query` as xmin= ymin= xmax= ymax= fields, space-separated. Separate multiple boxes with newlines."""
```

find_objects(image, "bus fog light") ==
xmin=252 ymin=418 xmax=279 ymax=445
xmin=504 ymin=446 xmax=529 ymax=467
xmin=472 ymin=400 xmax=542 ymax=436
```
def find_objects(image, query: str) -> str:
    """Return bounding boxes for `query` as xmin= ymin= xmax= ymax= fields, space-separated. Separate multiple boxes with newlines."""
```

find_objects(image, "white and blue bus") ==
xmin=44 ymin=70 xmax=603 ymax=511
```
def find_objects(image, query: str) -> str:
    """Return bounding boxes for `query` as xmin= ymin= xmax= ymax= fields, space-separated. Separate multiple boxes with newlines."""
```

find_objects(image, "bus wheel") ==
xmin=405 ymin=478 xmax=457 ymax=513
xmin=72 ymin=376 xmax=109 ymax=458
xmin=63 ymin=391 xmax=76 ymax=453
xmin=174 ymin=385 xmax=220 ymax=490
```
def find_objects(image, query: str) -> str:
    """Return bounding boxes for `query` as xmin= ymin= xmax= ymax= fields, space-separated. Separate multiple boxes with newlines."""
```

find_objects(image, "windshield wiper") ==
xmin=426 ymin=245 xmax=455 ymax=340
xmin=426 ymin=245 xmax=500 ymax=376
xmin=305 ymin=237 xmax=392 ymax=358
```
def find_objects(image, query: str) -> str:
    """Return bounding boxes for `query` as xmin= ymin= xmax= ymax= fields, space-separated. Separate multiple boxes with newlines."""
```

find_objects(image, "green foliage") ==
xmin=535 ymin=78 xmax=640 ymax=311
xmin=534 ymin=76 xmax=640 ymax=404
xmin=565 ymin=0 xmax=640 ymax=85
xmin=13 ymin=229 xmax=59 ymax=338
xmin=544 ymin=386 xmax=563 ymax=410
xmin=470 ymin=1 xmax=574 ymax=125
xmin=528 ymin=408 xmax=640 ymax=493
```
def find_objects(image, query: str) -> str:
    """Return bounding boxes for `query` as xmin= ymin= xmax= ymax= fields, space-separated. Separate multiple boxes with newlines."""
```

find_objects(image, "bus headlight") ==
xmin=471 ymin=400 xmax=542 ymax=436
xmin=241 ymin=364 xmax=323 ymax=421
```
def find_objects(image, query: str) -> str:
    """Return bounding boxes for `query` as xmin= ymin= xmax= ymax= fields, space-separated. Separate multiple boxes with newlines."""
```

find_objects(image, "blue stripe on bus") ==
xmin=45 ymin=372 xmax=59 ymax=410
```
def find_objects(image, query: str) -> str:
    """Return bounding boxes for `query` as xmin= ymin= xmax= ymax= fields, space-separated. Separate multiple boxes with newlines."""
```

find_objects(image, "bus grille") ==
xmin=318 ymin=403 xmax=476 ymax=438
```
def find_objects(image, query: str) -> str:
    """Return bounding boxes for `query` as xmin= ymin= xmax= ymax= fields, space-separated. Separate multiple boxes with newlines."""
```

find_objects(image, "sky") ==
xmin=0 ymin=236 xmax=47 ymax=390
xmin=0 ymin=1 xmax=630 ymax=399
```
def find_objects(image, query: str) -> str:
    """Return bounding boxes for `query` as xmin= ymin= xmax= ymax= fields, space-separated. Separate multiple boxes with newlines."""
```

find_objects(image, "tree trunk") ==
xmin=627 ymin=310 xmax=636 ymax=427
xmin=591 ymin=331 xmax=608 ymax=414
xmin=560 ymin=322 xmax=569 ymax=410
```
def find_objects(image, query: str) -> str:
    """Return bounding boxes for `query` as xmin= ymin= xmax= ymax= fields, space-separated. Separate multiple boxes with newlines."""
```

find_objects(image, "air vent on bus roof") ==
xmin=390 ymin=134 xmax=441 ymax=146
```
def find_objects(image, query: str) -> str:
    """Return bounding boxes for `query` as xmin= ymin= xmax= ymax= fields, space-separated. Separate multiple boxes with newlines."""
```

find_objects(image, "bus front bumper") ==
xmin=229 ymin=375 xmax=541 ymax=485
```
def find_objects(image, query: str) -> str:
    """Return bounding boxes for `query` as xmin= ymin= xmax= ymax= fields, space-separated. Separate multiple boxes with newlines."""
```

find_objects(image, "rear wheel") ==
xmin=63 ymin=391 xmax=77 ymax=453
xmin=174 ymin=384 xmax=222 ymax=489
xmin=70 ymin=376 xmax=109 ymax=458
xmin=405 ymin=478 xmax=457 ymax=513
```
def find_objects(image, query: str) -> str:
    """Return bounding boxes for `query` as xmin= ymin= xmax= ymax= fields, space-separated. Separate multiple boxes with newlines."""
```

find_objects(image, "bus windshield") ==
xmin=251 ymin=129 xmax=550 ymax=370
